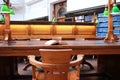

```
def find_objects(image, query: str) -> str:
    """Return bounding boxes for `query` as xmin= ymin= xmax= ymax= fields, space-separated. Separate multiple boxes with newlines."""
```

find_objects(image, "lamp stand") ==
xmin=104 ymin=30 xmax=118 ymax=42
xmin=2 ymin=0 xmax=14 ymax=43
xmin=104 ymin=0 xmax=118 ymax=43
xmin=3 ymin=12 xmax=12 ymax=42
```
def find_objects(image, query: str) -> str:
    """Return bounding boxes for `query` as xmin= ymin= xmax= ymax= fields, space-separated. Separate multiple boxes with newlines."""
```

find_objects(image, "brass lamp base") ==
xmin=3 ymin=29 xmax=15 ymax=44
xmin=104 ymin=31 xmax=118 ymax=43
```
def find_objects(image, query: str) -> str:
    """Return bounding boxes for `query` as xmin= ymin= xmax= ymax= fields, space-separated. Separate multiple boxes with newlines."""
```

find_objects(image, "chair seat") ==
xmin=36 ymin=66 xmax=77 ymax=73
xmin=35 ymin=69 xmax=79 ymax=80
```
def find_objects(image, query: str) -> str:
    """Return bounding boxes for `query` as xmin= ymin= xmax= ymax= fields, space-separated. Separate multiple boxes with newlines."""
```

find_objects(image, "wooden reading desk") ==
xmin=0 ymin=40 xmax=120 ymax=56
xmin=0 ymin=40 xmax=120 ymax=80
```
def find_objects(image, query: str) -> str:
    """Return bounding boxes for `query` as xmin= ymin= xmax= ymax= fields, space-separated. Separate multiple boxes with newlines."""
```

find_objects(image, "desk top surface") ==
xmin=0 ymin=40 xmax=120 ymax=48
xmin=0 ymin=40 xmax=120 ymax=56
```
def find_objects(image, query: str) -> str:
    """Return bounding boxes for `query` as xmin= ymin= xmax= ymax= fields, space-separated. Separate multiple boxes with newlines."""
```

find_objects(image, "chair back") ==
xmin=39 ymin=49 xmax=72 ymax=64
xmin=39 ymin=49 xmax=72 ymax=80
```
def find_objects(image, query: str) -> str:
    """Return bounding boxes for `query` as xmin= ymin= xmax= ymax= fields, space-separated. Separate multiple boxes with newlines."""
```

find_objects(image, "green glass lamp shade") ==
xmin=111 ymin=4 xmax=120 ymax=15
xmin=95 ymin=19 xmax=99 ymax=23
xmin=0 ymin=17 xmax=5 ymax=22
xmin=9 ymin=8 xmax=15 ymax=15
xmin=102 ymin=8 xmax=108 ymax=17
xmin=52 ymin=17 xmax=57 ymax=22
xmin=91 ymin=19 xmax=99 ymax=23
xmin=0 ymin=4 xmax=9 ymax=13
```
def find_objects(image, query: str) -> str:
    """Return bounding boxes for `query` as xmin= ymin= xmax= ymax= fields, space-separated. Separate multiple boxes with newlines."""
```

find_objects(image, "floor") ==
xmin=17 ymin=56 xmax=108 ymax=80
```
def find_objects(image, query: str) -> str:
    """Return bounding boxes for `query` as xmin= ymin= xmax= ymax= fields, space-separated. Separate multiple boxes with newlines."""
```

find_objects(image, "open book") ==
xmin=45 ymin=40 xmax=67 ymax=45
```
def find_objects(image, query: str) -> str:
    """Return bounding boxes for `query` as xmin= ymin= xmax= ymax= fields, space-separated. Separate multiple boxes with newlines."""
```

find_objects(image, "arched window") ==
xmin=58 ymin=7 xmax=66 ymax=17
xmin=52 ymin=0 xmax=67 ymax=22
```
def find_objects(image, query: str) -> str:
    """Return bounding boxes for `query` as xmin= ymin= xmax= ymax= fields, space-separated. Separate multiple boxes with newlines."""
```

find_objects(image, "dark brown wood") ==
xmin=0 ymin=21 xmax=96 ymax=25
xmin=9 ymin=21 xmax=95 ymax=25
xmin=0 ymin=40 xmax=120 ymax=56
xmin=0 ymin=56 xmax=18 ymax=80
xmin=98 ymin=55 xmax=120 ymax=80
xmin=0 ymin=40 xmax=120 ymax=80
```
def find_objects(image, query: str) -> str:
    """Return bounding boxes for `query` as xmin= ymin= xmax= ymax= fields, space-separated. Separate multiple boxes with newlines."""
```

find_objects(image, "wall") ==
xmin=24 ymin=0 xmax=48 ymax=20
xmin=24 ymin=0 xmax=58 ymax=21
xmin=48 ymin=0 xmax=58 ymax=21
xmin=11 ymin=6 xmax=25 ymax=21
xmin=0 ymin=0 xmax=25 ymax=21
xmin=0 ymin=0 xmax=58 ymax=21
xmin=67 ymin=0 xmax=120 ymax=13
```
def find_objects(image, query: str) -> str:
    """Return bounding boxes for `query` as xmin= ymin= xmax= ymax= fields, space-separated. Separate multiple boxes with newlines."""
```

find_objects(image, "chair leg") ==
xmin=82 ymin=58 xmax=94 ymax=70
xmin=23 ymin=64 xmax=31 ymax=71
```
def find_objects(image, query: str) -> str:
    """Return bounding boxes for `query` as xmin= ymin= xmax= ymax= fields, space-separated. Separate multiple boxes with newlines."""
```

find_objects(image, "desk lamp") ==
xmin=92 ymin=12 xmax=99 ymax=23
xmin=103 ymin=0 xmax=120 ymax=43
xmin=0 ymin=14 xmax=5 ymax=22
xmin=0 ymin=0 xmax=14 ymax=42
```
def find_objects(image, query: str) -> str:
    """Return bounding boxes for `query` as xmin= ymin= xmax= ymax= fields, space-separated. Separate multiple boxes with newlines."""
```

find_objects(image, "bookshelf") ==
xmin=75 ymin=12 xmax=120 ymax=38
xmin=97 ymin=13 xmax=120 ymax=38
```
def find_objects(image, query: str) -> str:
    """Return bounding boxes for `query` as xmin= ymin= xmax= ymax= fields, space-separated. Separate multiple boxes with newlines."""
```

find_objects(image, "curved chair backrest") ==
xmin=39 ymin=49 xmax=72 ymax=64
xmin=39 ymin=49 xmax=72 ymax=80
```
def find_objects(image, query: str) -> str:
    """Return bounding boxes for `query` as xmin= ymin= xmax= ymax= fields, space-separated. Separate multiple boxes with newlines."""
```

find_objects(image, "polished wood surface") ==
xmin=0 ymin=40 xmax=120 ymax=80
xmin=0 ymin=40 xmax=120 ymax=56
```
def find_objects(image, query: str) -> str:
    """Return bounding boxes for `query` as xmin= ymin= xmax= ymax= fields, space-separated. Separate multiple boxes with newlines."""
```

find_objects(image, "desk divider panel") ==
xmin=0 ymin=22 xmax=96 ymax=40
xmin=10 ymin=24 xmax=30 ymax=39
xmin=30 ymin=25 xmax=53 ymax=39
xmin=54 ymin=25 xmax=75 ymax=39
xmin=55 ymin=25 xmax=74 ymax=35
xmin=75 ymin=25 xmax=96 ymax=38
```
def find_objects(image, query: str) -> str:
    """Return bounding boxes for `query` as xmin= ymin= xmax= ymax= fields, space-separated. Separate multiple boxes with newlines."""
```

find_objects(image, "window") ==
xmin=58 ymin=8 xmax=66 ymax=17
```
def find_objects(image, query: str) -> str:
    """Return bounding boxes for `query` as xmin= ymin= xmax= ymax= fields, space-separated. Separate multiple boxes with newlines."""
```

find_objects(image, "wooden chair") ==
xmin=28 ymin=49 xmax=83 ymax=80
